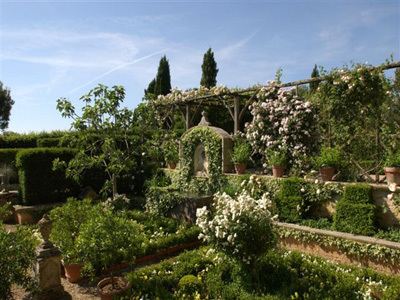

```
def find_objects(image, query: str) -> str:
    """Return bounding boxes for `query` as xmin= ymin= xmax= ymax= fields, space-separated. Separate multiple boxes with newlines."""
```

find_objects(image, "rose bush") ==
xmin=245 ymin=82 xmax=318 ymax=173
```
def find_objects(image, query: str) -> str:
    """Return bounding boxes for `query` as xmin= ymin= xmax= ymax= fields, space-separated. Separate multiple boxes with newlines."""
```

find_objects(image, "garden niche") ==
xmin=180 ymin=111 xmax=233 ymax=179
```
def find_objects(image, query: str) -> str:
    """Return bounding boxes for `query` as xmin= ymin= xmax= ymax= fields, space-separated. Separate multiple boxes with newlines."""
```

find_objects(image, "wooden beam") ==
xmin=239 ymin=90 xmax=258 ymax=122
xmin=154 ymin=61 xmax=400 ymax=108
xmin=219 ymin=96 xmax=235 ymax=120
xmin=185 ymin=105 xmax=190 ymax=130
xmin=234 ymin=96 xmax=240 ymax=134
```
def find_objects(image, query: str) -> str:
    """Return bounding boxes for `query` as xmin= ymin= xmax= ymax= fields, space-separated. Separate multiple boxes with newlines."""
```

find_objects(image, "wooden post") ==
xmin=234 ymin=96 xmax=240 ymax=134
xmin=185 ymin=105 xmax=191 ymax=131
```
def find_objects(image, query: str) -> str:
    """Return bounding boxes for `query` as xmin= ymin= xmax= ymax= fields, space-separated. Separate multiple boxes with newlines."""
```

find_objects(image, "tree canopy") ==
xmin=0 ymin=82 xmax=14 ymax=130
xmin=200 ymin=48 xmax=218 ymax=88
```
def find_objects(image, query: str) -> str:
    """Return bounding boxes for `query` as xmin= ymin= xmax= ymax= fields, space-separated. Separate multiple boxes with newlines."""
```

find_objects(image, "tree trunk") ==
xmin=112 ymin=174 xmax=118 ymax=199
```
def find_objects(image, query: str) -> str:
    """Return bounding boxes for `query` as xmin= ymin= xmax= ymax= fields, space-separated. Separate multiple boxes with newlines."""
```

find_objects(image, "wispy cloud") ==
xmin=67 ymin=48 xmax=170 ymax=94
xmin=216 ymin=30 xmax=260 ymax=60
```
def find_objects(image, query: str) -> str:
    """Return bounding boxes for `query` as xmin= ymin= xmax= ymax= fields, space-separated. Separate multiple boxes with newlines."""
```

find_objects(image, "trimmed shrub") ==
xmin=276 ymin=195 xmax=303 ymax=223
xmin=342 ymin=184 xmax=373 ymax=204
xmin=36 ymin=138 xmax=62 ymax=148
xmin=16 ymin=148 xmax=79 ymax=205
xmin=275 ymin=177 xmax=306 ymax=222
xmin=333 ymin=201 xmax=376 ymax=236
xmin=279 ymin=177 xmax=305 ymax=197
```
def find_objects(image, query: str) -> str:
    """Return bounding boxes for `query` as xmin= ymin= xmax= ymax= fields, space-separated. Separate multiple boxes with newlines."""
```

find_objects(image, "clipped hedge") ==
xmin=0 ymin=135 xmax=37 ymax=148
xmin=279 ymin=177 xmax=305 ymax=197
xmin=36 ymin=138 xmax=62 ymax=148
xmin=342 ymin=183 xmax=373 ymax=204
xmin=276 ymin=195 xmax=303 ymax=223
xmin=276 ymin=177 xmax=306 ymax=222
xmin=333 ymin=184 xmax=376 ymax=236
xmin=333 ymin=201 xmax=376 ymax=236
xmin=16 ymin=148 xmax=79 ymax=205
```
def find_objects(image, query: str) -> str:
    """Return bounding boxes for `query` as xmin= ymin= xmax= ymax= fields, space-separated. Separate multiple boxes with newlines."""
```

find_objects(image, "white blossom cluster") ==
xmin=196 ymin=191 xmax=277 ymax=263
xmin=245 ymin=82 xmax=318 ymax=171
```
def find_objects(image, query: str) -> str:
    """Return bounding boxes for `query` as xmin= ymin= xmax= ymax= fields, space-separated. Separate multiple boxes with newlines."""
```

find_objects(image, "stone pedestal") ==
xmin=35 ymin=216 xmax=64 ymax=300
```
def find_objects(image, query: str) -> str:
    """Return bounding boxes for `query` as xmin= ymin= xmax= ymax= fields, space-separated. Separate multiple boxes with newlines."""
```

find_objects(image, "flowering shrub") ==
xmin=196 ymin=191 xmax=277 ymax=264
xmin=245 ymin=82 xmax=318 ymax=172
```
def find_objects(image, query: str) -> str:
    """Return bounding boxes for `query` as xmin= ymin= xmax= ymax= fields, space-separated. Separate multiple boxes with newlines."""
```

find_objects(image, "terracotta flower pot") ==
xmin=234 ymin=163 xmax=246 ymax=175
xmin=63 ymin=262 xmax=83 ymax=283
xmin=320 ymin=167 xmax=334 ymax=181
xmin=97 ymin=277 xmax=131 ymax=300
xmin=272 ymin=165 xmax=285 ymax=178
xmin=168 ymin=162 xmax=176 ymax=169
xmin=385 ymin=167 xmax=400 ymax=185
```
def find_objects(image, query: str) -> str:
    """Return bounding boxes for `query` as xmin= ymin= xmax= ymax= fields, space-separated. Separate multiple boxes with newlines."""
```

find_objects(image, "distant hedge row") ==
xmin=0 ymin=131 xmax=67 ymax=148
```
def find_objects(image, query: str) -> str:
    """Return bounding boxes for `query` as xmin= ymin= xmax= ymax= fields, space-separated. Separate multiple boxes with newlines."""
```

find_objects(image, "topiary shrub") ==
xmin=342 ymin=184 xmax=373 ymax=204
xmin=333 ymin=183 xmax=376 ymax=236
xmin=279 ymin=177 xmax=305 ymax=197
xmin=178 ymin=275 xmax=202 ymax=295
xmin=275 ymin=195 xmax=303 ymax=223
xmin=16 ymin=148 xmax=79 ymax=205
xmin=275 ymin=177 xmax=306 ymax=222
xmin=333 ymin=201 xmax=376 ymax=236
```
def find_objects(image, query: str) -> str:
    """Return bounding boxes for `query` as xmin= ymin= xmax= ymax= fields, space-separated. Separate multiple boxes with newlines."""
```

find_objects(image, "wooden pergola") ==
xmin=154 ymin=61 xmax=400 ymax=135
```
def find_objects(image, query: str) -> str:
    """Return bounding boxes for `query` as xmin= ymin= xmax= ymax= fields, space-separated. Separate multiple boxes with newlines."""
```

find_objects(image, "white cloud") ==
xmin=216 ymin=30 xmax=260 ymax=60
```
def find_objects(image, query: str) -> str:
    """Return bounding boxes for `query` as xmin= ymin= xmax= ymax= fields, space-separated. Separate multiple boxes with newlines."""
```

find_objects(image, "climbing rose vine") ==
xmin=245 ymin=81 xmax=318 ymax=172
xmin=196 ymin=191 xmax=277 ymax=264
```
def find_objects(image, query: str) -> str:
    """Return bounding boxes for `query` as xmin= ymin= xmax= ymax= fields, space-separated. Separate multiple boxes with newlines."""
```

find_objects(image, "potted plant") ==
xmin=384 ymin=151 xmax=400 ymax=185
xmin=76 ymin=208 xmax=145 ymax=300
xmin=267 ymin=148 xmax=287 ymax=178
xmin=315 ymin=146 xmax=341 ymax=181
xmin=49 ymin=198 xmax=94 ymax=283
xmin=231 ymin=141 xmax=252 ymax=174
xmin=161 ymin=139 xmax=179 ymax=169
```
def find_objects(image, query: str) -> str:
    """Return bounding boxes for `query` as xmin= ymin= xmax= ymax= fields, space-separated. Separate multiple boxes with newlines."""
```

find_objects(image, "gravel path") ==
xmin=11 ymin=252 xmax=185 ymax=299
xmin=12 ymin=274 xmax=99 ymax=300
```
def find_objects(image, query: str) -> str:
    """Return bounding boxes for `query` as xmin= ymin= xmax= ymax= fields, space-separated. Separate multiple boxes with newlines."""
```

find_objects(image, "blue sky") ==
xmin=1 ymin=0 xmax=399 ymax=133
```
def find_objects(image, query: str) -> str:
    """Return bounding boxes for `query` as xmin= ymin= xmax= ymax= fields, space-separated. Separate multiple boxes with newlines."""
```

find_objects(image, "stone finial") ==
xmin=198 ymin=111 xmax=211 ymax=126
xmin=38 ymin=215 xmax=54 ymax=249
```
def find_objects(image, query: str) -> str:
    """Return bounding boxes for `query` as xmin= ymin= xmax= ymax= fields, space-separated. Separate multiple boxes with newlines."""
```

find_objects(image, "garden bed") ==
xmin=122 ymin=247 xmax=400 ymax=300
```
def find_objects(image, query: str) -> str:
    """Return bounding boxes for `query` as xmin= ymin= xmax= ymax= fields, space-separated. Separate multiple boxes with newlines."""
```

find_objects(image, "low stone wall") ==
xmin=277 ymin=222 xmax=400 ymax=276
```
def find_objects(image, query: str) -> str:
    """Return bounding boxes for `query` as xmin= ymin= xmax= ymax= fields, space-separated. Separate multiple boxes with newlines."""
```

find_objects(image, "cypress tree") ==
xmin=200 ymin=48 xmax=218 ymax=88
xmin=145 ymin=78 xmax=156 ymax=95
xmin=154 ymin=56 xmax=171 ymax=96
xmin=310 ymin=65 xmax=319 ymax=93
